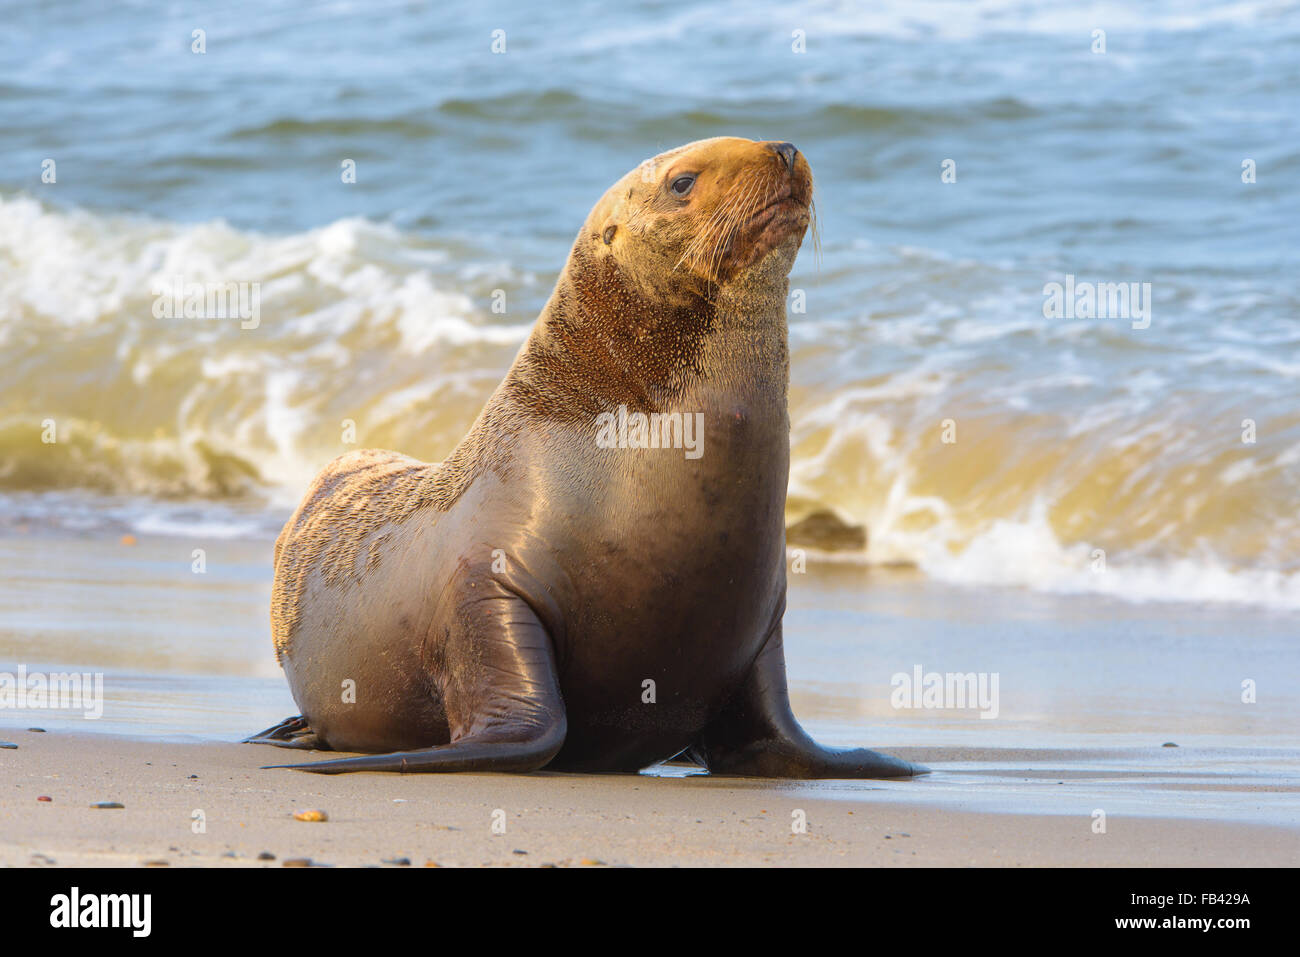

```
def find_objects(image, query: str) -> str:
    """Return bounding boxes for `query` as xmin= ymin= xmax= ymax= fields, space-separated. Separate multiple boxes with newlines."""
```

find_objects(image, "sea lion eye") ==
xmin=670 ymin=174 xmax=696 ymax=197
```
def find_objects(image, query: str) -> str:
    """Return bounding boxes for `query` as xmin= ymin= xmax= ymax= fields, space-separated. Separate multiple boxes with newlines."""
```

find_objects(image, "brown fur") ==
xmin=270 ymin=137 xmax=813 ymax=661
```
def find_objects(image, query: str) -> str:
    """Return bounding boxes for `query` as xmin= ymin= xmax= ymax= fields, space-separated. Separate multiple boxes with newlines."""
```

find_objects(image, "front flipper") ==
xmin=264 ymin=584 xmax=566 ymax=774
xmin=687 ymin=623 xmax=923 ymax=779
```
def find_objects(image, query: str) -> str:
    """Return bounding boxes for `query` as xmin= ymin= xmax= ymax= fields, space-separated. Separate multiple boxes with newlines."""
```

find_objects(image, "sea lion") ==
xmin=248 ymin=136 xmax=920 ymax=778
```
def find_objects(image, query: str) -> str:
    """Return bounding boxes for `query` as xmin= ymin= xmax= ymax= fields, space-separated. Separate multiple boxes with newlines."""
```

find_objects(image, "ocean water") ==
xmin=2 ymin=0 xmax=1299 ymax=614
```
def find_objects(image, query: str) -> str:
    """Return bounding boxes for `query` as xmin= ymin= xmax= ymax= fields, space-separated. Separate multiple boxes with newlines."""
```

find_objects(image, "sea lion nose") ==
xmin=769 ymin=142 xmax=798 ymax=171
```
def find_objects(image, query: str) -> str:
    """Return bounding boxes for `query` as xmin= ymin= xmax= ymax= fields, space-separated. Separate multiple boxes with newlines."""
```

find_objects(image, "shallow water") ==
xmin=4 ymin=527 xmax=1298 ymax=828
xmin=2 ymin=1 xmax=1298 ymax=607
xmin=2 ymin=532 xmax=1295 ymax=754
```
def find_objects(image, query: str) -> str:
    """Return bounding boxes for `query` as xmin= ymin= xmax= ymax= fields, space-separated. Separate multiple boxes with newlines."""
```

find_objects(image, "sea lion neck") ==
xmin=702 ymin=262 xmax=792 ymax=400
xmin=505 ymin=243 xmax=728 ymax=416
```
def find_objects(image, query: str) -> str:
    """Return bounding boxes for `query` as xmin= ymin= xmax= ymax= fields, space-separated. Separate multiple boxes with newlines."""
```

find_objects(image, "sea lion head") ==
xmin=582 ymin=136 xmax=814 ymax=299
xmin=515 ymin=138 xmax=813 ymax=412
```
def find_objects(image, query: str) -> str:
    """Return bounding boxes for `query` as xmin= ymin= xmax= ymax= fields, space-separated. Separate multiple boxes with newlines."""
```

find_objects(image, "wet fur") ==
xmin=272 ymin=137 xmax=810 ymax=661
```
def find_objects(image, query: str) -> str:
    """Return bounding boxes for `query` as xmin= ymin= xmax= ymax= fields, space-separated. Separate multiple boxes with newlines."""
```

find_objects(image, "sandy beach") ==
xmin=3 ymin=729 xmax=1297 ymax=868
xmin=3 ymin=531 xmax=1299 ymax=867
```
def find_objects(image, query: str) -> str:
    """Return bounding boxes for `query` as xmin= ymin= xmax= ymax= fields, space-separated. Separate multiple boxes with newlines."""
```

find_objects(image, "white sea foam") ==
xmin=915 ymin=511 xmax=1300 ymax=611
xmin=3 ymin=194 xmax=1297 ymax=612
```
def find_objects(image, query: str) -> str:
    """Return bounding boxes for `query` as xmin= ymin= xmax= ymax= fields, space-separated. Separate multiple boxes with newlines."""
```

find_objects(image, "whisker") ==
xmin=676 ymin=173 xmax=749 ymax=276
xmin=713 ymin=174 xmax=768 ymax=278
xmin=809 ymin=199 xmax=821 ymax=271
xmin=713 ymin=173 xmax=764 ymax=278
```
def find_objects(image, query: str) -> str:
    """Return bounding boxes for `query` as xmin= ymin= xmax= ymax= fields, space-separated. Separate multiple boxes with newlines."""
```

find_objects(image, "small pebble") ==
xmin=91 ymin=801 xmax=125 ymax=809
xmin=282 ymin=858 xmax=314 ymax=867
xmin=382 ymin=857 xmax=411 ymax=866
xmin=293 ymin=809 xmax=328 ymax=822
xmin=1162 ymin=741 xmax=1179 ymax=748
xmin=0 ymin=742 xmax=17 ymax=750
xmin=258 ymin=851 xmax=276 ymax=861
xmin=512 ymin=849 xmax=528 ymax=855
xmin=28 ymin=728 xmax=46 ymax=733
xmin=143 ymin=860 xmax=169 ymax=867
xmin=37 ymin=796 xmax=51 ymax=802
xmin=222 ymin=851 xmax=239 ymax=858
xmin=578 ymin=858 xmax=605 ymax=866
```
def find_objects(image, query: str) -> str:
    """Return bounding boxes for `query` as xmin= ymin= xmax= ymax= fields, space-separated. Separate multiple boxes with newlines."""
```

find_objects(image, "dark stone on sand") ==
xmin=382 ymin=857 xmax=411 ymax=866
xmin=91 ymin=801 xmax=125 ymax=809
xmin=1162 ymin=742 xmax=1179 ymax=747
xmin=0 ymin=742 xmax=18 ymax=749
xmin=785 ymin=509 xmax=867 ymax=552
xmin=258 ymin=851 xmax=276 ymax=861
xmin=28 ymin=728 xmax=45 ymax=732
xmin=37 ymin=796 xmax=51 ymax=802
xmin=283 ymin=858 xmax=314 ymax=867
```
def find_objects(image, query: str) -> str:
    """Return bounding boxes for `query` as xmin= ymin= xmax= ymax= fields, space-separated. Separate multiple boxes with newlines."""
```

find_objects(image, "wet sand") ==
xmin=2 ymin=729 xmax=1297 ymax=867
xmin=3 ymin=531 xmax=1298 ymax=866
xmin=4 ymin=530 xmax=1299 ymax=752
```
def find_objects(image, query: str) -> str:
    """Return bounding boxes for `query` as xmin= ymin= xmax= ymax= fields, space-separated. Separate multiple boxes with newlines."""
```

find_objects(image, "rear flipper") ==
xmin=687 ymin=623 xmax=924 ymax=779
xmin=243 ymin=715 xmax=328 ymax=751
xmin=262 ymin=583 xmax=566 ymax=774
xmin=262 ymin=723 xmax=566 ymax=774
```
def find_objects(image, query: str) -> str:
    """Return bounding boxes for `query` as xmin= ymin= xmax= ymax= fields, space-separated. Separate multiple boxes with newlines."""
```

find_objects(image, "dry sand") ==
xmin=2 ymin=728 xmax=1297 ymax=867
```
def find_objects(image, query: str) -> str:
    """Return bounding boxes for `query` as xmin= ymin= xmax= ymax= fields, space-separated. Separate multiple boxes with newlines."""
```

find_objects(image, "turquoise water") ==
xmin=5 ymin=0 xmax=1296 ymax=263
xmin=1 ymin=0 xmax=1298 ymax=608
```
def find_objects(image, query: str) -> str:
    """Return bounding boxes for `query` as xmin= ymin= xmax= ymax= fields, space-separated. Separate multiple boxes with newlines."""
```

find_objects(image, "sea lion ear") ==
xmin=595 ymin=188 xmax=629 ymax=247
